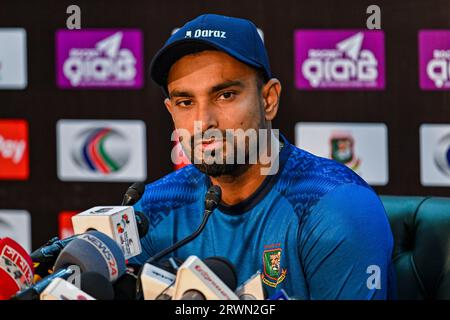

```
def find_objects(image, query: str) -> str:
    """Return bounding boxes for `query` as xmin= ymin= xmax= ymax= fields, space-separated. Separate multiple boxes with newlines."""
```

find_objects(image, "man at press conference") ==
xmin=129 ymin=13 xmax=396 ymax=300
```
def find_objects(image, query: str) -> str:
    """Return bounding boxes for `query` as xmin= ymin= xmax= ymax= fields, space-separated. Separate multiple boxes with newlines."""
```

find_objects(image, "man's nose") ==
xmin=195 ymin=100 xmax=218 ymax=132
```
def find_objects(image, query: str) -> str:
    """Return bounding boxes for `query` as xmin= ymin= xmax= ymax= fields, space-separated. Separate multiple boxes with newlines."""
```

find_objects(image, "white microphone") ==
xmin=140 ymin=263 xmax=176 ymax=300
xmin=172 ymin=256 xmax=239 ymax=300
xmin=235 ymin=271 xmax=266 ymax=300
xmin=72 ymin=206 xmax=142 ymax=260
xmin=40 ymin=278 xmax=95 ymax=300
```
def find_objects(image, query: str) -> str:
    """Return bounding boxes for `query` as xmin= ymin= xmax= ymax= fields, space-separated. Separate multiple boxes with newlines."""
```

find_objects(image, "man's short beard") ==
xmin=186 ymin=137 xmax=253 ymax=178
xmin=194 ymin=159 xmax=251 ymax=178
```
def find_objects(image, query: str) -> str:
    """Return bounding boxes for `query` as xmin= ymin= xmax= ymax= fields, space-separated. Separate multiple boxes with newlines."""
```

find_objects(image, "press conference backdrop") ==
xmin=1 ymin=0 xmax=450 ymax=251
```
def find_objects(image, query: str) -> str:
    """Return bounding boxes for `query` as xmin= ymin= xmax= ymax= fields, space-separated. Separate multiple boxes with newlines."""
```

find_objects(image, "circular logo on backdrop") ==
xmin=71 ymin=127 xmax=130 ymax=174
xmin=434 ymin=133 xmax=450 ymax=176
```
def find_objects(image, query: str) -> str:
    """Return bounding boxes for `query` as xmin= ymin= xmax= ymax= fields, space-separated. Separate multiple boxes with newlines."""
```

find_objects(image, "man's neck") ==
xmin=209 ymin=162 xmax=267 ymax=206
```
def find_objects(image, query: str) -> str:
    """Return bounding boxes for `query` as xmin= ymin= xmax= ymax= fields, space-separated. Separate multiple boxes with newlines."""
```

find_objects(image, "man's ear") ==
xmin=164 ymin=97 xmax=174 ymax=118
xmin=262 ymin=78 xmax=282 ymax=121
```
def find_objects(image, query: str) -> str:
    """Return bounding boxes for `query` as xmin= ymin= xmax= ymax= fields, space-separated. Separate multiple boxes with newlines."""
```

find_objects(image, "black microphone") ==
xmin=80 ymin=272 xmax=115 ymax=300
xmin=135 ymin=211 xmax=149 ymax=239
xmin=145 ymin=184 xmax=222 ymax=264
xmin=31 ymin=235 xmax=78 ymax=264
xmin=31 ymin=235 xmax=79 ymax=279
xmin=135 ymin=185 xmax=221 ymax=299
xmin=121 ymin=182 xmax=146 ymax=206
xmin=204 ymin=257 xmax=238 ymax=291
xmin=113 ymin=271 xmax=139 ymax=300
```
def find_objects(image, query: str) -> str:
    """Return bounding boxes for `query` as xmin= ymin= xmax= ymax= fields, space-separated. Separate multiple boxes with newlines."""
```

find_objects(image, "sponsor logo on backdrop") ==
xmin=295 ymin=122 xmax=388 ymax=185
xmin=0 ymin=120 xmax=29 ymax=180
xmin=294 ymin=30 xmax=385 ymax=90
xmin=0 ymin=29 xmax=27 ymax=89
xmin=71 ymin=127 xmax=129 ymax=174
xmin=0 ymin=210 xmax=32 ymax=253
xmin=57 ymin=120 xmax=147 ymax=181
xmin=330 ymin=133 xmax=361 ymax=171
xmin=420 ymin=124 xmax=450 ymax=185
xmin=434 ymin=134 xmax=450 ymax=175
xmin=56 ymin=29 xmax=143 ymax=88
xmin=419 ymin=30 xmax=450 ymax=90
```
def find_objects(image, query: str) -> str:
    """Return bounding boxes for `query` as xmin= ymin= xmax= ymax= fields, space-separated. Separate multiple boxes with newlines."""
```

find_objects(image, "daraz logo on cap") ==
xmin=185 ymin=29 xmax=227 ymax=39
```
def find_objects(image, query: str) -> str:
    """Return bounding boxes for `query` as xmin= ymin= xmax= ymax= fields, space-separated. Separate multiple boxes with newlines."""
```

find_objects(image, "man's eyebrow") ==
xmin=169 ymin=90 xmax=194 ymax=98
xmin=168 ymin=80 xmax=245 ymax=98
xmin=210 ymin=80 xmax=245 ymax=94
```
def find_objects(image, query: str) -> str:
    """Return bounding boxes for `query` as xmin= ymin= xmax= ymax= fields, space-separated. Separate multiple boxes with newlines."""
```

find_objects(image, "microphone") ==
xmin=140 ymin=262 xmax=177 ymax=300
xmin=135 ymin=185 xmax=221 ymax=299
xmin=72 ymin=206 xmax=144 ymax=260
xmin=31 ymin=209 xmax=148 ymax=277
xmin=53 ymin=230 xmax=127 ymax=283
xmin=135 ymin=211 xmax=149 ymax=239
xmin=40 ymin=272 xmax=114 ymax=300
xmin=0 ymin=238 xmax=34 ymax=300
xmin=30 ymin=182 xmax=148 ymax=275
xmin=235 ymin=271 xmax=267 ymax=300
xmin=113 ymin=272 xmax=139 ymax=300
xmin=145 ymin=185 xmax=222 ymax=264
xmin=173 ymin=255 xmax=239 ymax=300
xmin=138 ymin=257 xmax=184 ymax=300
xmin=121 ymin=182 xmax=146 ymax=206
xmin=80 ymin=272 xmax=115 ymax=300
xmin=12 ymin=230 xmax=127 ymax=300
xmin=12 ymin=268 xmax=74 ymax=300
xmin=30 ymin=235 xmax=78 ymax=279
xmin=40 ymin=278 xmax=95 ymax=300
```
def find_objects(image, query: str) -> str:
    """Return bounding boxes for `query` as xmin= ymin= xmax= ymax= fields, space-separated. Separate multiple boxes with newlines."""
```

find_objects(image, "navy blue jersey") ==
xmin=130 ymin=134 xmax=396 ymax=299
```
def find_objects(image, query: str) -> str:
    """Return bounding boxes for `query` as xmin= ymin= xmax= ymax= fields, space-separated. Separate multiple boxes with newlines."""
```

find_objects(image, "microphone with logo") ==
xmin=40 ymin=272 xmax=115 ymax=300
xmin=30 ymin=182 xmax=148 ymax=278
xmin=71 ymin=182 xmax=148 ymax=260
xmin=139 ymin=257 xmax=182 ymax=300
xmin=235 ymin=271 xmax=267 ymax=300
xmin=172 ymin=256 xmax=239 ymax=300
xmin=12 ymin=230 xmax=126 ymax=300
xmin=140 ymin=256 xmax=239 ymax=300
xmin=0 ymin=238 xmax=34 ymax=300
xmin=136 ymin=185 xmax=222 ymax=299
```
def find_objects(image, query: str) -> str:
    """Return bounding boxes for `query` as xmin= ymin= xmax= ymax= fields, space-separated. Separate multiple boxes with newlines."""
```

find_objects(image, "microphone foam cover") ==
xmin=135 ymin=211 xmax=149 ymax=238
xmin=205 ymin=185 xmax=222 ymax=211
xmin=80 ymin=272 xmax=115 ymax=300
xmin=54 ymin=230 xmax=126 ymax=283
xmin=113 ymin=272 xmax=138 ymax=300
xmin=0 ymin=237 xmax=34 ymax=299
xmin=130 ymin=182 xmax=145 ymax=198
xmin=204 ymin=256 xmax=238 ymax=291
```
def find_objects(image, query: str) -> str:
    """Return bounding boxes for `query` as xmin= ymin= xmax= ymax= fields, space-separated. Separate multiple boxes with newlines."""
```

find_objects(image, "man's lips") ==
xmin=198 ymin=140 xmax=224 ymax=151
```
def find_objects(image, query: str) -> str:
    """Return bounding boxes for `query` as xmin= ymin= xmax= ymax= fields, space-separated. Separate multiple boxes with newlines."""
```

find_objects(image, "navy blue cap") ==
xmin=150 ymin=14 xmax=272 ymax=94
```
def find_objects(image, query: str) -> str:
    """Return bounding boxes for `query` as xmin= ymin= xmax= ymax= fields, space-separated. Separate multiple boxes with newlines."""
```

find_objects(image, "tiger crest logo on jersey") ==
xmin=262 ymin=244 xmax=287 ymax=288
